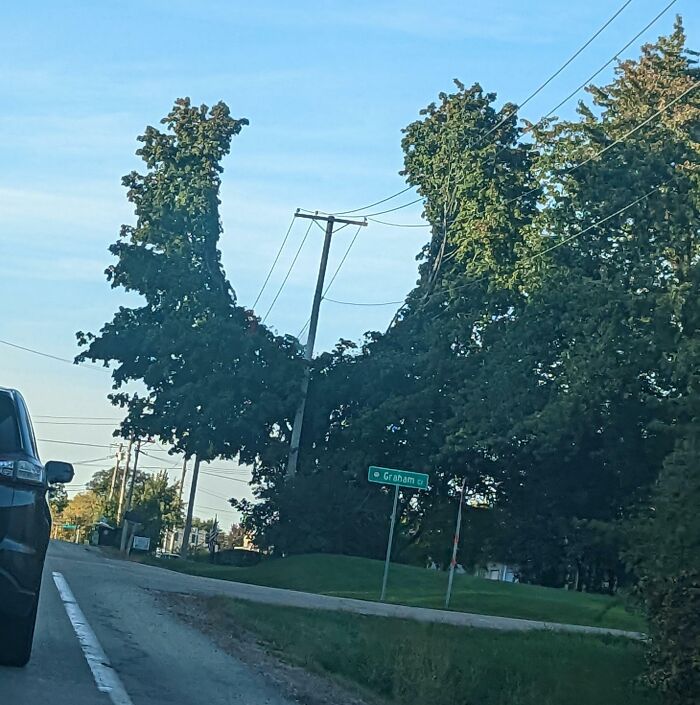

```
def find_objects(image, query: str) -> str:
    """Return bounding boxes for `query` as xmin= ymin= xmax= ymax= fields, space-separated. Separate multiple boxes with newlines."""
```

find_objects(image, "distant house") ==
xmin=161 ymin=526 xmax=208 ymax=554
xmin=476 ymin=561 xmax=519 ymax=583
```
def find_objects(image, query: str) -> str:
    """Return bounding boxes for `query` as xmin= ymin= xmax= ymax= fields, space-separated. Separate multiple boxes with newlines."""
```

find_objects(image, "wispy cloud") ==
xmin=162 ymin=0 xmax=565 ymax=43
xmin=0 ymin=113 xmax=138 ymax=156
xmin=1 ymin=252 xmax=109 ymax=283
xmin=0 ymin=185 xmax=131 ymax=237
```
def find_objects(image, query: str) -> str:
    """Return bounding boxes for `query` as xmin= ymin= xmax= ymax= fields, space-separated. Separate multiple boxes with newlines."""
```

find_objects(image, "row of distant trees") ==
xmin=49 ymin=469 xmax=243 ymax=551
xmin=74 ymin=20 xmax=698 ymax=703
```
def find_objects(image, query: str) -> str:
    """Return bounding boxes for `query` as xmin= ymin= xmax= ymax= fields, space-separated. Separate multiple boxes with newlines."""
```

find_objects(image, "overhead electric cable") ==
xmin=262 ymin=220 xmax=314 ymax=323
xmin=479 ymin=0 xmax=635 ymax=143
xmin=252 ymin=214 xmax=297 ymax=310
xmin=297 ymin=224 xmax=365 ymax=339
xmin=0 ymin=339 xmax=106 ymax=372
xmin=314 ymin=0 xmax=635 ymax=220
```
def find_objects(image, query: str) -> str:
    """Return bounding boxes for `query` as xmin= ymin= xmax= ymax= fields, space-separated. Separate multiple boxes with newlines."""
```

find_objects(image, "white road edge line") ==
xmin=52 ymin=571 xmax=134 ymax=705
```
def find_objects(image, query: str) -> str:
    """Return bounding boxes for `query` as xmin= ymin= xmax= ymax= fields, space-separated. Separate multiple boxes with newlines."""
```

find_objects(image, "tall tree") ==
xmin=77 ymin=99 xmax=299 ymax=464
xmin=238 ymin=23 xmax=699 ymax=607
xmin=76 ymin=98 xmax=301 ymax=548
xmin=130 ymin=470 xmax=183 ymax=548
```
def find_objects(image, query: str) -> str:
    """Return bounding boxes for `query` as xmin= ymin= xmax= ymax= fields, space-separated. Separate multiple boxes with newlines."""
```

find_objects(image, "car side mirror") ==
xmin=45 ymin=461 xmax=74 ymax=484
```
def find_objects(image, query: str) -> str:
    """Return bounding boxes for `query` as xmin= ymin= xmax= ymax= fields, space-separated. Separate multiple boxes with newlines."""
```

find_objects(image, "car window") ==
xmin=0 ymin=394 xmax=21 ymax=454
xmin=15 ymin=393 xmax=38 ymax=459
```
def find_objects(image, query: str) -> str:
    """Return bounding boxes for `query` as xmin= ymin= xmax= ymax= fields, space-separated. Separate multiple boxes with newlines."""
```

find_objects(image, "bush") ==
xmin=627 ymin=429 xmax=700 ymax=704
xmin=642 ymin=572 xmax=700 ymax=704
xmin=215 ymin=548 xmax=262 ymax=567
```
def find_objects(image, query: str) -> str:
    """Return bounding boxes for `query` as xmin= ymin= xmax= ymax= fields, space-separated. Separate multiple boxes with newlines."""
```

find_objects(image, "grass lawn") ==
xmin=201 ymin=596 xmax=657 ymax=705
xmin=139 ymin=552 xmax=644 ymax=631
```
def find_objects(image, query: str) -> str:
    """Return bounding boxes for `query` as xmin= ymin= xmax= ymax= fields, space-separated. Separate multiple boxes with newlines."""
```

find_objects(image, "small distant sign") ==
xmin=368 ymin=466 xmax=429 ymax=490
xmin=62 ymin=523 xmax=78 ymax=530
xmin=132 ymin=536 xmax=151 ymax=552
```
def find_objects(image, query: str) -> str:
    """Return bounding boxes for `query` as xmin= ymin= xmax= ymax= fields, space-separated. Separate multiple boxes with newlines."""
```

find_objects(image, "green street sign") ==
xmin=368 ymin=466 xmax=429 ymax=490
xmin=62 ymin=523 xmax=78 ymax=530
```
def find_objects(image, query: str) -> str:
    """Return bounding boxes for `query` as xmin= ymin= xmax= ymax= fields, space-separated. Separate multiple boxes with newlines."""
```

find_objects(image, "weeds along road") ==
xmin=0 ymin=541 xmax=294 ymax=705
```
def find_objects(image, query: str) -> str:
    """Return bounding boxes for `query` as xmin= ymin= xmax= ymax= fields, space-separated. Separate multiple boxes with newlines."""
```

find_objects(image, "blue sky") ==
xmin=1 ymin=0 xmax=697 ymax=519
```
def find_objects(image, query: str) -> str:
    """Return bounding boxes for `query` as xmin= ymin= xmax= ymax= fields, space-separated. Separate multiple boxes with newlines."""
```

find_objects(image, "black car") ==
xmin=0 ymin=387 xmax=74 ymax=667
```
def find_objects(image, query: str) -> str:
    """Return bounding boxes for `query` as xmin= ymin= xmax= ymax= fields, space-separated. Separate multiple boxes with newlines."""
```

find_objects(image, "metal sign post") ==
xmin=369 ymin=466 xmax=430 ymax=602
xmin=445 ymin=478 xmax=467 ymax=609
xmin=380 ymin=485 xmax=400 ymax=602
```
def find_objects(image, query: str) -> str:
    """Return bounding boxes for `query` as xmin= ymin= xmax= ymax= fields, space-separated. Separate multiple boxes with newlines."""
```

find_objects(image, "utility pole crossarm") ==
xmin=294 ymin=212 xmax=368 ymax=227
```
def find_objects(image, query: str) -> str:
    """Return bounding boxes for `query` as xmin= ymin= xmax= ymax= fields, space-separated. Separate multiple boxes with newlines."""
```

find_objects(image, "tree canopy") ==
xmin=76 ymin=98 xmax=301 ymax=464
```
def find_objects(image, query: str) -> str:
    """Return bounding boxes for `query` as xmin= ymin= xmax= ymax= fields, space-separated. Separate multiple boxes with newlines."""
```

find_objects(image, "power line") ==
xmin=201 ymin=465 xmax=249 ymax=474
xmin=140 ymin=450 xmax=246 ymax=476
xmin=0 ymin=339 xmax=107 ymax=372
xmin=523 ymin=181 xmax=673 ymax=264
xmin=332 ymin=80 xmax=698 ymax=309
xmin=297 ymin=224 xmax=365 ymax=338
xmin=362 ymin=196 xmax=424 ymax=218
xmin=34 ymin=421 xmax=119 ymax=427
xmin=536 ymin=0 xmax=680 ymax=127
xmin=484 ymin=1 xmax=681 ymax=170
xmin=332 ymin=185 xmax=414 ymax=216
xmin=251 ymin=214 xmax=297 ymax=310
xmin=316 ymin=0 xmax=663 ymax=238
xmin=480 ymin=0 xmax=635 ymax=143
xmin=310 ymin=0 xmax=634 ymax=221
xmin=323 ymin=296 xmax=404 ymax=307
xmin=34 ymin=414 xmax=121 ymax=420
xmin=37 ymin=438 xmax=113 ymax=449
xmin=262 ymin=220 xmax=314 ymax=323
xmin=297 ymin=195 xmax=425 ymax=220
xmin=507 ymin=79 xmax=699 ymax=206
xmin=69 ymin=455 xmax=114 ymax=465
xmin=367 ymin=217 xmax=431 ymax=228
xmin=428 ymin=178 xmax=672 ymax=310
xmin=135 ymin=450 xmax=182 ymax=472
xmin=195 ymin=504 xmax=237 ymax=515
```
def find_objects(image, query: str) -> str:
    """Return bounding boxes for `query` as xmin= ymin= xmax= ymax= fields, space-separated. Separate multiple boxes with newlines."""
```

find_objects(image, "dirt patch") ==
xmin=160 ymin=592 xmax=377 ymax=705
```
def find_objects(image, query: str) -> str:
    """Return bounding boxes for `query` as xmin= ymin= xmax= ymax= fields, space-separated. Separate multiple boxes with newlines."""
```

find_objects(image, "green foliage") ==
xmin=243 ymin=25 xmax=699 ymax=591
xmin=131 ymin=470 xmax=182 ymax=547
xmin=72 ymin=24 xmax=699 ymax=701
xmin=48 ymin=483 xmax=69 ymax=516
xmin=628 ymin=429 xmax=700 ymax=703
xmin=63 ymin=491 xmax=102 ymax=529
xmin=204 ymin=597 xmax=656 ymax=705
xmin=215 ymin=549 xmax=261 ymax=567
xmin=236 ymin=27 xmax=699 ymax=699
xmin=144 ymin=552 xmax=644 ymax=631
xmin=643 ymin=572 xmax=700 ymax=703
xmin=84 ymin=465 xmax=182 ymax=546
xmin=76 ymin=98 xmax=301 ymax=463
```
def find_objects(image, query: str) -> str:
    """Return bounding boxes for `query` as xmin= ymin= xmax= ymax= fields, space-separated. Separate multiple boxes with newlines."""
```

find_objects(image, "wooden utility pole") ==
xmin=285 ymin=212 xmax=367 ymax=479
xmin=170 ymin=458 xmax=189 ymax=553
xmin=120 ymin=439 xmax=143 ymax=554
xmin=108 ymin=443 xmax=123 ymax=502
xmin=116 ymin=438 xmax=134 ymax=523
xmin=124 ymin=439 xmax=142 ymax=514
xmin=177 ymin=458 xmax=188 ymax=504
xmin=180 ymin=456 xmax=201 ymax=559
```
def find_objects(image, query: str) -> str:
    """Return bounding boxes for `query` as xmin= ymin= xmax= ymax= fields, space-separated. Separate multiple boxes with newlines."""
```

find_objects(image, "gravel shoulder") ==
xmin=162 ymin=592 xmax=378 ymax=705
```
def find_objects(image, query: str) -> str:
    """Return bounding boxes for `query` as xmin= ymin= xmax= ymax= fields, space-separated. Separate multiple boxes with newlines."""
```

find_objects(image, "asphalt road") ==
xmin=1 ymin=541 xmax=643 ymax=705
xmin=0 ymin=541 xmax=295 ymax=705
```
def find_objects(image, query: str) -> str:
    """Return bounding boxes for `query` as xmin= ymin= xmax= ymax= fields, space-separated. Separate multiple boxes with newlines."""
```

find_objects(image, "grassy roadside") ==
xmin=138 ymin=552 xmax=644 ymax=631
xmin=195 ymin=596 xmax=657 ymax=705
